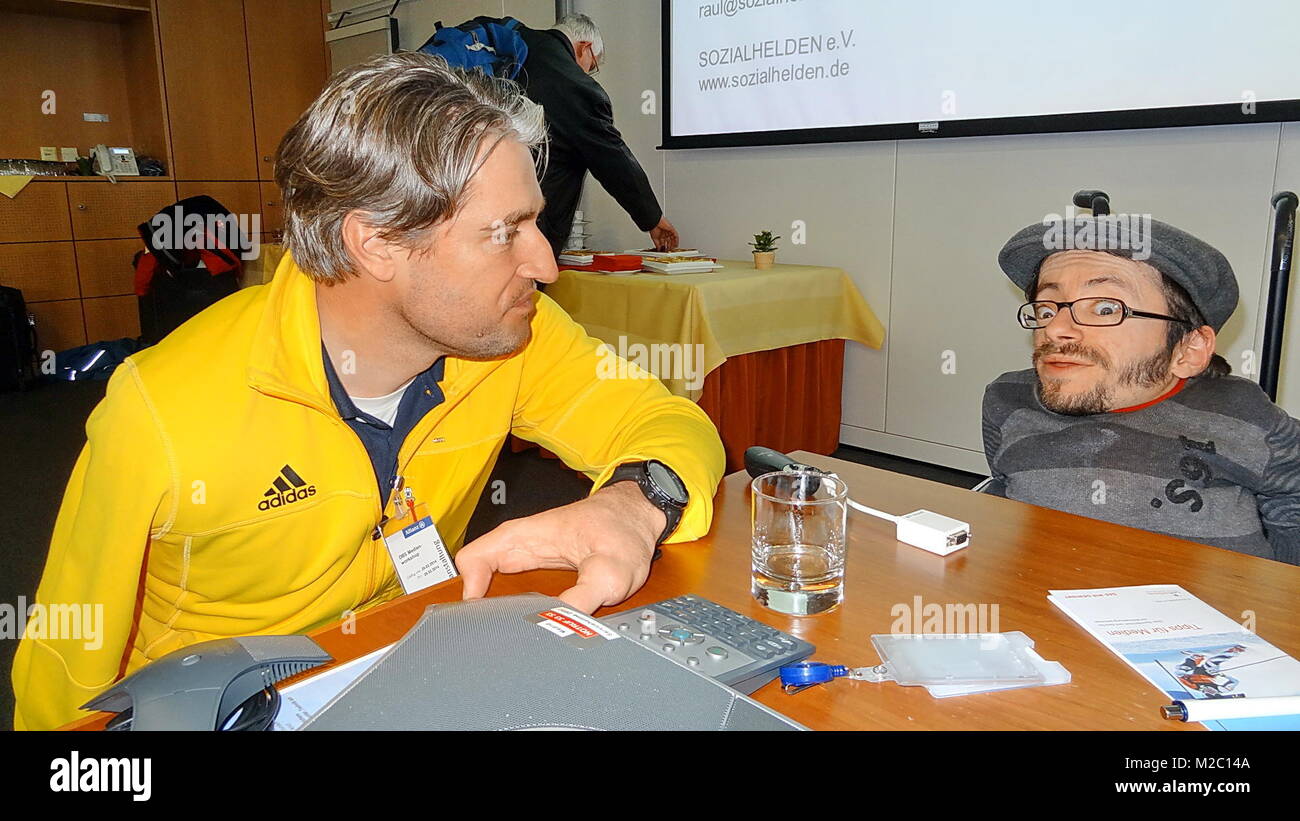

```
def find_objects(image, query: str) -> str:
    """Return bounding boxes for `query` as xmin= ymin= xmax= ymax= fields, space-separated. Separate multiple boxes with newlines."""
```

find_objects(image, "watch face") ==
xmin=647 ymin=460 xmax=688 ymax=505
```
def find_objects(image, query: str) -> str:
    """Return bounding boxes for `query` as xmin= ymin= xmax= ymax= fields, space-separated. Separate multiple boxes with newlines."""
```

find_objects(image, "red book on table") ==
xmin=562 ymin=254 xmax=644 ymax=273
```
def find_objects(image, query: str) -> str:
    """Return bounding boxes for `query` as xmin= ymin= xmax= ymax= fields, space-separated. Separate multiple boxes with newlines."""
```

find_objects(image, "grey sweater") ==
xmin=982 ymin=370 xmax=1300 ymax=565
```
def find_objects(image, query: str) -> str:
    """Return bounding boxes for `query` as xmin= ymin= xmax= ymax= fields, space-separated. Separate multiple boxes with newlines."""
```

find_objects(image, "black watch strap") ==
xmin=608 ymin=460 xmax=688 ymax=546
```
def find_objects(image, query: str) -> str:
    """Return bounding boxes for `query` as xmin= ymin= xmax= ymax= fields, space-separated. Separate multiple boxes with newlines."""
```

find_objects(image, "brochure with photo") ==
xmin=1048 ymin=584 xmax=1300 ymax=731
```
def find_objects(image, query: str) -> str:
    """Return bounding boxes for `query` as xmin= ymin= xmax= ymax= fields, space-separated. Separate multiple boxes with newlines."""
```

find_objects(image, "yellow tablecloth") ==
xmin=547 ymin=260 xmax=885 ymax=399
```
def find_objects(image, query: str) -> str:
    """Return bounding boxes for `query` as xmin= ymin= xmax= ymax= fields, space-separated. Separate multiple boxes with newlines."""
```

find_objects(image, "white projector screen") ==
xmin=664 ymin=0 xmax=1300 ymax=148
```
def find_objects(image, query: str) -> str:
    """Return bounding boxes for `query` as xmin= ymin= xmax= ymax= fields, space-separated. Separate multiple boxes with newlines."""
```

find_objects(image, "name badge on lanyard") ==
xmin=379 ymin=478 xmax=457 ymax=594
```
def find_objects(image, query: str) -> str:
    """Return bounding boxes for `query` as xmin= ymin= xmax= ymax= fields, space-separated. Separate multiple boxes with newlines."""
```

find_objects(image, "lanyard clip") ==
xmin=388 ymin=475 xmax=405 ymax=518
xmin=779 ymin=661 xmax=849 ymax=695
xmin=779 ymin=661 xmax=890 ymax=693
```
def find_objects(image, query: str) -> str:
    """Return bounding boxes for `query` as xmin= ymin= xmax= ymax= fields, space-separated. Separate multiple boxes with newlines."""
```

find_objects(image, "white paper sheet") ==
xmin=272 ymin=644 xmax=394 ymax=731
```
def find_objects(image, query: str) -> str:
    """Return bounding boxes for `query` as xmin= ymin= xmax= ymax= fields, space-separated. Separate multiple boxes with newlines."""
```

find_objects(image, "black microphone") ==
xmin=744 ymin=446 xmax=811 ymax=477
xmin=744 ymin=447 xmax=823 ymax=495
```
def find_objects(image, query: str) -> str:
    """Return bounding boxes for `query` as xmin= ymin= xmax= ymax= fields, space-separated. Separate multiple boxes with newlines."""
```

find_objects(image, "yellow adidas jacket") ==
xmin=13 ymin=254 xmax=724 ymax=730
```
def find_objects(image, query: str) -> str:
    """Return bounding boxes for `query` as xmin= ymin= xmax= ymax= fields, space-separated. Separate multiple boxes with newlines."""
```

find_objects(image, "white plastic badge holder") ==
xmin=866 ymin=632 xmax=1070 ymax=698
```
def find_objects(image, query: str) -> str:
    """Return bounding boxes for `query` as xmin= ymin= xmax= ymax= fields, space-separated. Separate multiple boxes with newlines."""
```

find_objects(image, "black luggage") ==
xmin=135 ymin=195 xmax=245 ymax=346
xmin=138 ymin=266 xmax=240 ymax=346
xmin=0 ymin=285 xmax=37 ymax=391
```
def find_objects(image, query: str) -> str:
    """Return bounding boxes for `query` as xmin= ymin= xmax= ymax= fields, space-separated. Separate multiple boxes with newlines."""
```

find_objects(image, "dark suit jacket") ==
xmin=517 ymin=26 xmax=662 ymax=254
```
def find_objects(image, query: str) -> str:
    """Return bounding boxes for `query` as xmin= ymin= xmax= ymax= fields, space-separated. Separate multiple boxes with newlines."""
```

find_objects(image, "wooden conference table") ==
xmin=68 ymin=453 xmax=1300 ymax=731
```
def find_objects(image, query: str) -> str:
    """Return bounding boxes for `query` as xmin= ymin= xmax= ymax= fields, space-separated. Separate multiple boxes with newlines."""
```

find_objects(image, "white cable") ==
xmin=848 ymin=498 xmax=899 ymax=523
xmin=847 ymin=497 xmax=970 ymax=555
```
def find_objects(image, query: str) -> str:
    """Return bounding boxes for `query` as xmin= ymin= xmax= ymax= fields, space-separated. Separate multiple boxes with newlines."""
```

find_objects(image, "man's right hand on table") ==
xmin=455 ymin=480 xmax=664 ymax=613
xmin=649 ymin=217 xmax=679 ymax=251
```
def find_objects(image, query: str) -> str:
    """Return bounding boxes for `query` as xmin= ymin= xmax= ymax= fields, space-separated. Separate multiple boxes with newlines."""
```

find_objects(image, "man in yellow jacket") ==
xmin=13 ymin=52 xmax=724 ymax=730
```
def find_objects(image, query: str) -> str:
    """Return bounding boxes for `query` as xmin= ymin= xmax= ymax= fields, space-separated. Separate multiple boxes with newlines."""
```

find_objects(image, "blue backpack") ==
xmin=416 ymin=16 xmax=528 ymax=80
xmin=47 ymin=338 xmax=141 ymax=382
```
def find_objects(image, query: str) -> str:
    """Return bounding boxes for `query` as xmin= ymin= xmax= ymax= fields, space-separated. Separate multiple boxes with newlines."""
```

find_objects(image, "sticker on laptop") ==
xmin=534 ymin=607 xmax=619 ymax=640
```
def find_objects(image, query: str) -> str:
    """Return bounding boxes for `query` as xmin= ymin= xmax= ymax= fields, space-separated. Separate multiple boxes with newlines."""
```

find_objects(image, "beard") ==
xmin=402 ymin=279 xmax=536 ymax=361
xmin=436 ymin=321 xmax=532 ymax=360
xmin=1034 ymin=340 xmax=1172 ymax=415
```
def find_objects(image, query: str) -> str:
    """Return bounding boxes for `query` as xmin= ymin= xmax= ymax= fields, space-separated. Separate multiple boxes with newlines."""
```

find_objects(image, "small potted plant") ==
xmin=749 ymin=230 xmax=780 ymax=269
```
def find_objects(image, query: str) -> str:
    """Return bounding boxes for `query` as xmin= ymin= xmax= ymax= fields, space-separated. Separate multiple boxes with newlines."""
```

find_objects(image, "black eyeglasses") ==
xmin=584 ymin=43 xmax=601 ymax=76
xmin=1017 ymin=297 xmax=1193 ymax=329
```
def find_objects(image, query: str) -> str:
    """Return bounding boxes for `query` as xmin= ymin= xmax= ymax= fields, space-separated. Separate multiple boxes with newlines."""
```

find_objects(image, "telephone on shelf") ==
xmin=91 ymin=144 xmax=139 ymax=177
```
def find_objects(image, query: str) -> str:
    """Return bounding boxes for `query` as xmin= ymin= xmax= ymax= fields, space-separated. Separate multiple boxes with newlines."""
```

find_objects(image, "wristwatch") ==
xmin=608 ymin=460 xmax=689 ymax=546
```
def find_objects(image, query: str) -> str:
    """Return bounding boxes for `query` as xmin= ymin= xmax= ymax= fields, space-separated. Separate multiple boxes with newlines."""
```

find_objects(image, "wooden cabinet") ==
xmin=0 ymin=1 xmax=168 ymax=169
xmin=245 ymin=0 xmax=329 ymax=181
xmin=258 ymin=181 xmax=285 ymax=236
xmin=1 ymin=179 xmax=170 ymax=349
xmin=159 ymin=0 xmax=328 ymax=182
xmin=0 ymin=184 xmax=71 ymax=244
xmin=157 ymin=0 xmax=259 ymax=180
xmin=83 ymin=295 xmax=141 ymax=342
xmin=176 ymin=181 xmax=263 ymax=219
xmin=67 ymin=181 xmax=177 ymax=240
xmin=0 ymin=242 xmax=79 ymax=302
xmin=76 ymin=239 xmax=142 ymax=298
xmin=0 ymin=1 xmax=327 ymax=352
xmin=28 ymin=300 xmax=87 ymax=352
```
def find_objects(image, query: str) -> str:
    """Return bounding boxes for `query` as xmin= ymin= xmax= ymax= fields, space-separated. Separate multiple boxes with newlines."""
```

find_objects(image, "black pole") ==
xmin=1072 ymin=189 xmax=1110 ymax=216
xmin=1259 ymin=191 xmax=1298 ymax=402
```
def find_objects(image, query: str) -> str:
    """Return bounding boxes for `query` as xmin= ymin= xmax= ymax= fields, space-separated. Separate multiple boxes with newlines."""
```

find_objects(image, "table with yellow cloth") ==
xmin=247 ymin=242 xmax=288 ymax=286
xmin=545 ymin=260 xmax=885 ymax=472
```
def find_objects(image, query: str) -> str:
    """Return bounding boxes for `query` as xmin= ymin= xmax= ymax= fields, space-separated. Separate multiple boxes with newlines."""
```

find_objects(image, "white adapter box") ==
xmin=895 ymin=509 xmax=970 ymax=556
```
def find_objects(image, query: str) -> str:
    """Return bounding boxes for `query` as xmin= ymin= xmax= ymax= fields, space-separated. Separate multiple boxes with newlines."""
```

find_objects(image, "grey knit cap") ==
xmin=998 ymin=214 xmax=1238 ymax=331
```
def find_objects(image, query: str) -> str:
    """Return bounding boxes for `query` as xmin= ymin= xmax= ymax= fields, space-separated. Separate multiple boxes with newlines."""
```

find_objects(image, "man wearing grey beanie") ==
xmin=982 ymin=211 xmax=1300 ymax=565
